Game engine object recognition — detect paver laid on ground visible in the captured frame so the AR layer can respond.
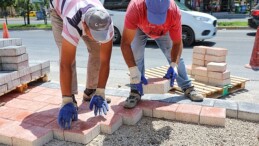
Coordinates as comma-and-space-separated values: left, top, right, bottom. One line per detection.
0, 82, 229, 146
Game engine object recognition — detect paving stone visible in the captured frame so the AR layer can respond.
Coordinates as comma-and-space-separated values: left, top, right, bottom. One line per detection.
23, 113, 56, 127
205, 55, 226, 62
206, 47, 228, 56
207, 62, 227, 72
200, 106, 226, 127
136, 100, 167, 117
238, 102, 259, 121
45, 121, 64, 140
31, 70, 42, 81
0, 121, 28, 145
0, 84, 7, 96
1, 53, 28, 64
214, 100, 238, 118
29, 63, 42, 73
193, 66, 208, 77
7, 78, 21, 91
117, 107, 143, 125
153, 103, 179, 120
193, 53, 205, 60
12, 125, 53, 146
42, 67, 50, 76
189, 98, 215, 107
195, 75, 209, 84
5, 98, 48, 112
20, 74, 32, 84
100, 114, 123, 134
208, 70, 230, 80
192, 58, 205, 66
208, 78, 231, 87
41, 61, 50, 69
0, 72, 12, 84
63, 121, 100, 144
143, 78, 171, 94
193, 46, 207, 54
18, 67, 31, 78
0, 46, 26, 56
176, 104, 202, 124
2, 60, 29, 71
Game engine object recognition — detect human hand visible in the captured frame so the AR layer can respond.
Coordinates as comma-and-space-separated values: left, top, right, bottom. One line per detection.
130, 75, 148, 95
58, 96, 78, 129
89, 95, 109, 116
163, 62, 178, 87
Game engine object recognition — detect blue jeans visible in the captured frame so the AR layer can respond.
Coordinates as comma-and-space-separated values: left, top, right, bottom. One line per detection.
131, 29, 191, 90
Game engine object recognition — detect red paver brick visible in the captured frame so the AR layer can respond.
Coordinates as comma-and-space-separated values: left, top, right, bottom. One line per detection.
43, 95, 62, 105
0, 118, 13, 128
200, 106, 226, 127
36, 104, 59, 117
45, 120, 64, 140
99, 114, 122, 134
64, 121, 100, 144
176, 104, 202, 124
153, 103, 179, 120
17, 92, 42, 100
5, 98, 48, 111
0, 106, 17, 119
38, 88, 61, 96
0, 121, 31, 145
23, 113, 56, 127
27, 86, 48, 93
8, 108, 34, 122
137, 100, 170, 117
12, 125, 53, 146
117, 107, 143, 125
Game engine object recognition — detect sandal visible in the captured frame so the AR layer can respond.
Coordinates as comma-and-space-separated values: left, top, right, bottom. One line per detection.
124, 91, 141, 109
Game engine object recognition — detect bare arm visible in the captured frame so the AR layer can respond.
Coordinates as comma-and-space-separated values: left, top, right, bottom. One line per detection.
60, 38, 77, 96
97, 39, 113, 88
120, 28, 137, 68
171, 39, 183, 64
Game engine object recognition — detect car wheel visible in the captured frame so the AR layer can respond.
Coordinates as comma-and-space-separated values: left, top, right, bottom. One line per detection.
113, 27, 121, 44
182, 26, 195, 47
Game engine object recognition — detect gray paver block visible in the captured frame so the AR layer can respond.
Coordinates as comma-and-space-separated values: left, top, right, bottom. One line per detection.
20, 74, 32, 84
19, 67, 31, 77
238, 102, 259, 121
1, 60, 29, 71
0, 72, 12, 84
0, 53, 28, 64
7, 78, 21, 91
41, 61, 50, 69
0, 46, 26, 56
0, 84, 8, 95
41, 67, 50, 75
105, 88, 129, 97
190, 98, 216, 107
31, 70, 42, 81
29, 63, 42, 73
214, 100, 238, 118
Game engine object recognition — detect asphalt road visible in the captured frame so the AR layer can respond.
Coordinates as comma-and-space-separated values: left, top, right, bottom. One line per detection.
1, 29, 259, 103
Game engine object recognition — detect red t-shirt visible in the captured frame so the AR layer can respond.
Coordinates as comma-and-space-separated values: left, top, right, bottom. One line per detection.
125, 0, 182, 42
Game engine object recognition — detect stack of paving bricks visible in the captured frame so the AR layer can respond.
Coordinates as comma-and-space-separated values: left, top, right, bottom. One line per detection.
188, 46, 230, 87
0, 38, 50, 96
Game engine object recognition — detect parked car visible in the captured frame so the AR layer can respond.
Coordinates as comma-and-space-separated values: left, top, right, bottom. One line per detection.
100, 0, 217, 46
248, 4, 259, 29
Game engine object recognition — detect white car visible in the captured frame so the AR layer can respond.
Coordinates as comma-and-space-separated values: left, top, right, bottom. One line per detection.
100, 0, 217, 46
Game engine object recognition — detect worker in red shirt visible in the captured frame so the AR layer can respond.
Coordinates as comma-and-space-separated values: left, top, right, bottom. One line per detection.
121, 0, 204, 108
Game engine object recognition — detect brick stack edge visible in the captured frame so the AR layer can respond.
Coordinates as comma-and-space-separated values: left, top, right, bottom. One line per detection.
0, 38, 50, 96
188, 46, 230, 87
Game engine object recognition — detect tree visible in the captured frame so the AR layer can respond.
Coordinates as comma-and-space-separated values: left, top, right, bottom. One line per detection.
14, 0, 33, 25
0, 0, 15, 24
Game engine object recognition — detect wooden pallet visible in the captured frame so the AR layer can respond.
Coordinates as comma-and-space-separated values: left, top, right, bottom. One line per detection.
145, 65, 249, 98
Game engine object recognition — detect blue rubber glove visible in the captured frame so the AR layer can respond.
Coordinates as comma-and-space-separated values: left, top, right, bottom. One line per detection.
164, 63, 178, 87
89, 95, 109, 116
130, 75, 148, 95
58, 96, 78, 129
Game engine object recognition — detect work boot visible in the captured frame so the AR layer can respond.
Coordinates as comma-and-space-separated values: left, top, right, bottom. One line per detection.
124, 90, 141, 109
183, 86, 204, 102
83, 88, 111, 103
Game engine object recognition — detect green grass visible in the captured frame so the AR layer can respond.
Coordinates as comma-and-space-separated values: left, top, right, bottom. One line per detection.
217, 21, 248, 27
0, 24, 52, 30
0, 21, 248, 30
